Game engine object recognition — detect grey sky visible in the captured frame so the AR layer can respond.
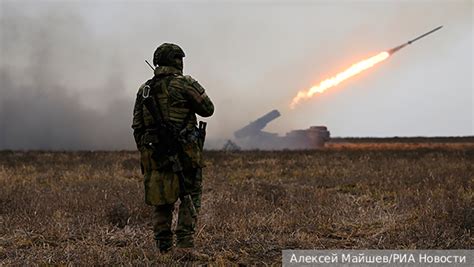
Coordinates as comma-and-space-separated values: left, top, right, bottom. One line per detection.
0, 0, 472, 149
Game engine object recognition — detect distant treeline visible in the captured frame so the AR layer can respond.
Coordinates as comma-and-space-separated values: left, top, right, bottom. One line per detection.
329, 136, 474, 143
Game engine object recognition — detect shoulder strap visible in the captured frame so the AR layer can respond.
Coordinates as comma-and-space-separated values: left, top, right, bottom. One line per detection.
142, 77, 165, 125
144, 75, 175, 123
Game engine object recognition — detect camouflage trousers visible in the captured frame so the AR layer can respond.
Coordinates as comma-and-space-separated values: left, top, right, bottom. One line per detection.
153, 168, 202, 251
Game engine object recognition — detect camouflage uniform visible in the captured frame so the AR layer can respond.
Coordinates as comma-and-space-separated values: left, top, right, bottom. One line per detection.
132, 43, 214, 252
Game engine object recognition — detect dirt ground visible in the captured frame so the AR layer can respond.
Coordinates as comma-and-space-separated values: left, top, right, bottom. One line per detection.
0, 143, 472, 265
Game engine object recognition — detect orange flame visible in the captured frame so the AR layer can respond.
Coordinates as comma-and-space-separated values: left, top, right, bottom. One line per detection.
290, 51, 390, 109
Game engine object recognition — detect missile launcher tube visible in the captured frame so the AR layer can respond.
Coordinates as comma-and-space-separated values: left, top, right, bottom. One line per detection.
234, 109, 281, 138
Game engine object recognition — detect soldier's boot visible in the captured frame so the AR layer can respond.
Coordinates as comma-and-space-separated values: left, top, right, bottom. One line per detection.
153, 204, 174, 253
156, 240, 173, 254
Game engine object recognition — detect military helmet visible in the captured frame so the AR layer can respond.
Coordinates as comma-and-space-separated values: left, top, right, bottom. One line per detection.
153, 43, 185, 67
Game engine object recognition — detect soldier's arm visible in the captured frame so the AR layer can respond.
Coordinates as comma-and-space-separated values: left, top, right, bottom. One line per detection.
180, 75, 215, 117
131, 85, 145, 148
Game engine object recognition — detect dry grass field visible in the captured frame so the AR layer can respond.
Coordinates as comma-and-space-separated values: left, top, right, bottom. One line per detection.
0, 142, 473, 265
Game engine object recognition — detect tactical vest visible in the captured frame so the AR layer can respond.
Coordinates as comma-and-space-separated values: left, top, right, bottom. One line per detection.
142, 74, 196, 132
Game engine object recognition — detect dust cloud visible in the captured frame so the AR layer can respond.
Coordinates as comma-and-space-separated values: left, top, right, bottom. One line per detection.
1, 3, 132, 149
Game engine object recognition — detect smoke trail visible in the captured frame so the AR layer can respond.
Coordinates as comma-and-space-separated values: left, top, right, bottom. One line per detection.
0, 4, 135, 150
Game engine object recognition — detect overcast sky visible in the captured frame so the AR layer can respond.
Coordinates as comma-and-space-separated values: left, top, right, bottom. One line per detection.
0, 0, 472, 149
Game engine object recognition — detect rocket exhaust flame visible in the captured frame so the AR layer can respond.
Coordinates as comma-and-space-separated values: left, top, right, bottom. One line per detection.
290, 51, 390, 109
290, 26, 443, 109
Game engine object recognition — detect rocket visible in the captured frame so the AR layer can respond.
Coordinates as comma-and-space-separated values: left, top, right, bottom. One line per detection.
387, 26, 443, 54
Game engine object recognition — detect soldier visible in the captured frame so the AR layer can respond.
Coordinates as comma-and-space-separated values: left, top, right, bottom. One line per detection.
132, 43, 214, 254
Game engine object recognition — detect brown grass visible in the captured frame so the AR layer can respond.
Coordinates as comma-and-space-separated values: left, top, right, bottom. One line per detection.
0, 143, 472, 265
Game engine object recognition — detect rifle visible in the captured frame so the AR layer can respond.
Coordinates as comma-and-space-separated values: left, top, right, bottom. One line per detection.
141, 67, 197, 218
